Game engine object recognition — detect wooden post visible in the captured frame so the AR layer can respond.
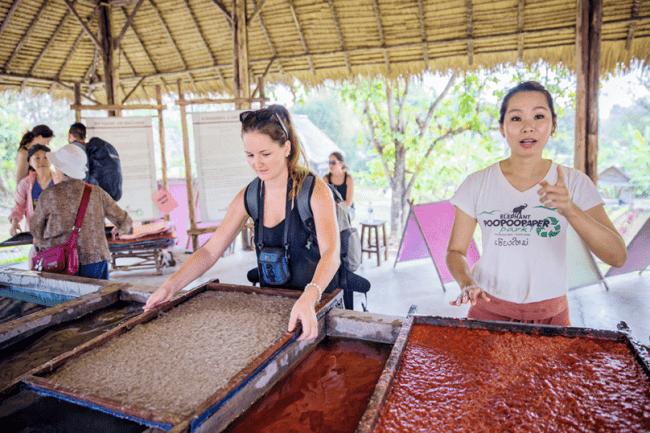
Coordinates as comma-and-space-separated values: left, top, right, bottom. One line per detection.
233, 0, 250, 110
574, 0, 602, 184
98, 1, 117, 117
74, 83, 82, 122
157, 85, 169, 222
178, 79, 198, 251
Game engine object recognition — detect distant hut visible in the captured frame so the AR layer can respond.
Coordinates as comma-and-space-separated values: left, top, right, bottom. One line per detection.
292, 115, 344, 177
598, 166, 634, 206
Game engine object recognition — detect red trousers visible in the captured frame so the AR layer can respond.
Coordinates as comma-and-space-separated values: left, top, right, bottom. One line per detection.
467, 293, 571, 326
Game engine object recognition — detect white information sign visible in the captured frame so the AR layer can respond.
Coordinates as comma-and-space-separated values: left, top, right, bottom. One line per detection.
85, 117, 158, 221
192, 111, 256, 222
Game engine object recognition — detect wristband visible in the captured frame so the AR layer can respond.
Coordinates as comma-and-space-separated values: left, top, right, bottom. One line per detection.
305, 282, 324, 304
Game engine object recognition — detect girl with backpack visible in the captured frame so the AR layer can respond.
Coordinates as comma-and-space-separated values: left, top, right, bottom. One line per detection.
144, 105, 341, 341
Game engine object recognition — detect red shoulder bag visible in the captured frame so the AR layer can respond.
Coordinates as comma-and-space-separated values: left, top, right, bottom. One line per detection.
32, 184, 92, 275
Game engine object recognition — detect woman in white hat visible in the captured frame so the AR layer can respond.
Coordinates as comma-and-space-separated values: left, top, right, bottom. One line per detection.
30, 144, 133, 279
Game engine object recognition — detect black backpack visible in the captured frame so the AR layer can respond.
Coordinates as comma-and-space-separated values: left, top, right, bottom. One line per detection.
245, 174, 368, 311
86, 137, 123, 202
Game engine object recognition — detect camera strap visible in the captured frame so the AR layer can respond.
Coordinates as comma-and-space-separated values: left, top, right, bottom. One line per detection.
256, 177, 292, 261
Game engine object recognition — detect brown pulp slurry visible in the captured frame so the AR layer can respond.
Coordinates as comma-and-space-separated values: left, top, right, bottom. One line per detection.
0, 302, 142, 390
375, 324, 650, 433
46, 291, 296, 417
224, 337, 392, 433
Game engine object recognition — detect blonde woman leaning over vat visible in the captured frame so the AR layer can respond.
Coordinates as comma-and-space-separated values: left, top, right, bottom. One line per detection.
144, 105, 341, 341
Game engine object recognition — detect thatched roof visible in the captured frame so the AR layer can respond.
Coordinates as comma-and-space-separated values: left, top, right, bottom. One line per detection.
1, 0, 649, 103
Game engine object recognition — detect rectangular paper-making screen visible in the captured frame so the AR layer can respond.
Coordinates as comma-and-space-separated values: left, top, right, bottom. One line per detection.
44, 291, 296, 418
373, 323, 650, 432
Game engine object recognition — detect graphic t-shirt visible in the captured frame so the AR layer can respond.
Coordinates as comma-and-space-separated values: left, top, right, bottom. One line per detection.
450, 162, 603, 303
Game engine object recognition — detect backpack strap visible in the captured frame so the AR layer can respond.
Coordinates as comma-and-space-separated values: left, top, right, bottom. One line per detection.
244, 177, 261, 221
296, 174, 315, 229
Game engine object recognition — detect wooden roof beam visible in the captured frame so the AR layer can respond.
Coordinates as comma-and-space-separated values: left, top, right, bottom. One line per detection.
122, 76, 146, 104
0, 71, 99, 103
252, 0, 285, 76
55, 4, 100, 81
209, 0, 233, 26
287, 0, 315, 77
30, 2, 76, 76
466, 0, 474, 66
625, 0, 641, 50
517, 0, 524, 61
63, 0, 103, 51
148, 0, 196, 89
180, 0, 231, 94
118, 7, 159, 73
0, 0, 22, 38
328, 0, 351, 74
148, 0, 187, 70
3, 0, 48, 72
417, 0, 429, 69
371, 0, 390, 74
247, 0, 269, 25
113, 0, 145, 49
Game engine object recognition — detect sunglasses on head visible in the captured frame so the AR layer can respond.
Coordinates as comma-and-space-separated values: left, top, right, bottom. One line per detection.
239, 109, 289, 142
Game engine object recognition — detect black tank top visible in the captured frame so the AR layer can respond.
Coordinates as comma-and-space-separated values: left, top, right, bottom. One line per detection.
253, 198, 339, 292
327, 173, 351, 205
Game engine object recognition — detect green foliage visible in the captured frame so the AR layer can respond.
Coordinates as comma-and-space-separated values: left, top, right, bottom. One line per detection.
599, 123, 650, 197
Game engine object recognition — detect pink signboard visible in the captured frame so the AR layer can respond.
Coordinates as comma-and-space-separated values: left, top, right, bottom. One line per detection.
606, 215, 650, 277
395, 201, 480, 286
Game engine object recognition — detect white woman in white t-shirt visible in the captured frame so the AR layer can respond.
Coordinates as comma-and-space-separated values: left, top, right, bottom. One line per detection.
446, 81, 627, 326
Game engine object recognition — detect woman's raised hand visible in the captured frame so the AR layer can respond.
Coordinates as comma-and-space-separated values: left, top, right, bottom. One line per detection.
538, 166, 574, 217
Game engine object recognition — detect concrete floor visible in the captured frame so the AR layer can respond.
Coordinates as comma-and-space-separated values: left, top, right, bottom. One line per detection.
106, 244, 650, 346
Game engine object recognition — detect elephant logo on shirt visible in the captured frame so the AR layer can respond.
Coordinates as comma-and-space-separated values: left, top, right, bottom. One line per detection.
536, 217, 561, 238
512, 204, 528, 215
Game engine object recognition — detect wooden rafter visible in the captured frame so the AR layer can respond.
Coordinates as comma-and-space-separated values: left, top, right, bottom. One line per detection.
247, 0, 269, 24
371, 0, 390, 74
180, 0, 231, 94
118, 7, 158, 73
114, 0, 145, 49
466, 0, 474, 66
149, 0, 187, 69
328, 0, 351, 74
63, 0, 103, 51
3, 0, 48, 72
417, 0, 428, 69
252, 55, 276, 97
0, 0, 22, 37
287, 0, 315, 77
122, 76, 146, 104
209, 0, 233, 26
252, 0, 285, 76
55, 4, 100, 81
517, 0, 524, 61
625, 0, 641, 50
30, 2, 76, 76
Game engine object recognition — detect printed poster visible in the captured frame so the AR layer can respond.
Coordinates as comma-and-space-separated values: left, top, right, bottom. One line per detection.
192, 111, 256, 222
86, 117, 158, 221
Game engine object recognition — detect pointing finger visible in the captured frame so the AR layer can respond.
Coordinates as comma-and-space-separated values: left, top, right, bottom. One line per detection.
555, 165, 566, 186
